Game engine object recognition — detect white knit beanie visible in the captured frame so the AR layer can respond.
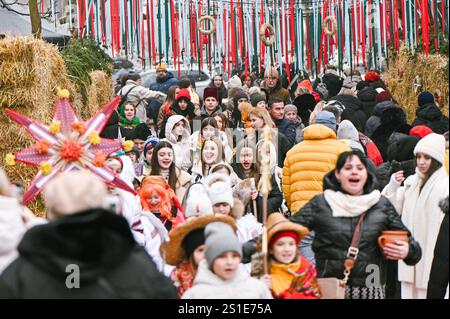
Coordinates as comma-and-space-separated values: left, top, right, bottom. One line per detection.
227, 75, 242, 90
413, 133, 445, 165
204, 173, 234, 207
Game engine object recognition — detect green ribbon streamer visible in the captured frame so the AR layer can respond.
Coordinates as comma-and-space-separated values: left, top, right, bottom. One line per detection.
165, 0, 170, 63
348, 3, 353, 73
294, 6, 299, 71
157, 0, 162, 63
300, 8, 304, 71
337, 4, 343, 73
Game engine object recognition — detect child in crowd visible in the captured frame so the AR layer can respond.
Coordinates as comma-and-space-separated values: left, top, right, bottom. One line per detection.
162, 183, 237, 298
181, 221, 272, 299
139, 177, 185, 231
204, 173, 262, 243
262, 213, 321, 299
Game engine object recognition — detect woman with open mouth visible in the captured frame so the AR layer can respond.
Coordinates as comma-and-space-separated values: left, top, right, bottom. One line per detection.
290, 150, 421, 299
231, 139, 282, 224
190, 136, 226, 183
146, 141, 191, 204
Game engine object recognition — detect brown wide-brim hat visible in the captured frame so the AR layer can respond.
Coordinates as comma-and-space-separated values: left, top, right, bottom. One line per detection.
266, 212, 309, 246
162, 214, 237, 266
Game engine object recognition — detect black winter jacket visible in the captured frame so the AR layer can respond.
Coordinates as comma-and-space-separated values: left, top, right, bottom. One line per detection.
330, 94, 367, 130
289, 170, 422, 288
427, 196, 449, 299
275, 118, 297, 147
0, 209, 177, 298
357, 86, 378, 118
411, 102, 449, 134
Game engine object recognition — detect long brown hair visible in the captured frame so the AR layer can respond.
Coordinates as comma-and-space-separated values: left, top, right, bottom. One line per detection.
415, 156, 442, 191
151, 141, 178, 190
165, 85, 180, 105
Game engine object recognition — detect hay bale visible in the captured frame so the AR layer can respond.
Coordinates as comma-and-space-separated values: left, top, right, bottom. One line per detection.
0, 36, 83, 214
383, 45, 449, 123
87, 70, 114, 116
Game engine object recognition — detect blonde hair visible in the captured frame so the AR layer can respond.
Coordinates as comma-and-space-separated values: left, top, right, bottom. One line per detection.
309, 101, 326, 125
0, 168, 12, 197
249, 107, 276, 128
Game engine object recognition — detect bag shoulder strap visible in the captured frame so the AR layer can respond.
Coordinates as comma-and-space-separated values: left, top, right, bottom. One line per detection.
342, 212, 367, 284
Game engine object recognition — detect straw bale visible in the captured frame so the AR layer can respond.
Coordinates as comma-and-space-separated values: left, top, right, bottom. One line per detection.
383, 45, 449, 123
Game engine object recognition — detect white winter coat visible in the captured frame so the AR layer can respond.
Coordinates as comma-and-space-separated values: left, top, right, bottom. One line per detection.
182, 260, 272, 299
382, 166, 449, 292
161, 115, 192, 171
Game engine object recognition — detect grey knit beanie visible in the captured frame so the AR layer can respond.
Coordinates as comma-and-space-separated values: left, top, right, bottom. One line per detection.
204, 222, 242, 267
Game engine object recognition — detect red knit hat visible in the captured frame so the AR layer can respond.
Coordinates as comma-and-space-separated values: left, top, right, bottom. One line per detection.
176, 88, 191, 101
203, 87, 219, 101
298, 80, 313, 92
410, 125, 433, 139
269, 231, 300, 248
375, 91, 392, 103
365, 71, 381, 82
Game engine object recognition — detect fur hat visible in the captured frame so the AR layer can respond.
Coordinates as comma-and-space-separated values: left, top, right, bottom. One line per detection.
228, 75, 243, 90
418, 91, 434, 107
203, 173, 234, 207
414, 133, 446, 164
284, 104, 297, 114
315, 111, 337, 132
205, 222, 242, 267
233, 89, 249, 108
250, 93, 266, 107
203, 87, 219, 101
43, 171, 107, 217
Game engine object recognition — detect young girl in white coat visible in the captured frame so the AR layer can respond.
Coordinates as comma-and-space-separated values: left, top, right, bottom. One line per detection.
382, 133, 449, 299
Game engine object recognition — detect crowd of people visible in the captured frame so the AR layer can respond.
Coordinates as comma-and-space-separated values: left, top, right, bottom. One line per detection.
0, 62, 448, 299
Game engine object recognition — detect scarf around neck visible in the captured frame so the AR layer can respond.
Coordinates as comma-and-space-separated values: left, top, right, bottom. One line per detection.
324, 189, 381, 217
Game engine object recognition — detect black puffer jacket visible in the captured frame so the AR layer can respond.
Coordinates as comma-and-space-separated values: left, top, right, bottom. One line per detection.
330, 94, 367, 130
411, 102, 449, 134
371, 107, 407, 161
0, 209, 177, 298
357, 86, 378, 118
376, 133, 420, 189
289, 170, 422, 288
